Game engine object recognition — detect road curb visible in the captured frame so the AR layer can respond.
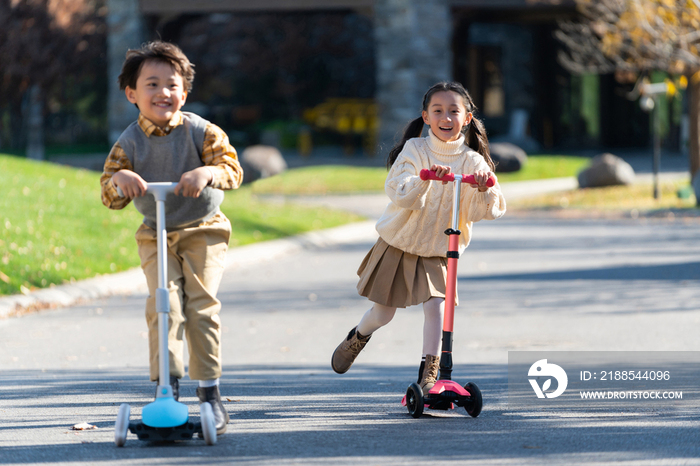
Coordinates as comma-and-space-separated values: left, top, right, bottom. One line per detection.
0, 220, 378, 319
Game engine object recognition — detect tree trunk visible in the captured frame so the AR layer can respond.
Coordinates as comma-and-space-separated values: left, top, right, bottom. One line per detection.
689, 77, 700, 177
26, 85, 45, 160
688, 76, 700, 205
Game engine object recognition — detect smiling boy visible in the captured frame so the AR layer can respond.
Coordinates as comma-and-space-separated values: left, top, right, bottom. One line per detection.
100, 41, 243, 435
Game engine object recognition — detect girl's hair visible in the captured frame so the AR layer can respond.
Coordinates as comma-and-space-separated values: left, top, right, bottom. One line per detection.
386, 81, 494, 171
118, 41, 195, 92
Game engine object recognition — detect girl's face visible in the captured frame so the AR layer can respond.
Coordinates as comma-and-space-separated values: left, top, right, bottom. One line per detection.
422, 91, 472, 143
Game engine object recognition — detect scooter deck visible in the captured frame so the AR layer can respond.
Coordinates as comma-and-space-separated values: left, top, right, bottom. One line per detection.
129, 421, 202, 442
401, 380, 475, 411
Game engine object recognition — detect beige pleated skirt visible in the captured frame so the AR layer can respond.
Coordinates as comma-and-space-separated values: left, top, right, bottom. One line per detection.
357, 237, 455, 308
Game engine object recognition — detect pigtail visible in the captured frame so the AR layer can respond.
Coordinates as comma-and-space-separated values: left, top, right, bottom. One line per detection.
386, 117, 424, 169
466, 116, 495, 172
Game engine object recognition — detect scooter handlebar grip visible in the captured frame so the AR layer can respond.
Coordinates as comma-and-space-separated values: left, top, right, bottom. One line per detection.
420, 169, 496, 187
462, 174, 496, 187
419, 169, 455, 182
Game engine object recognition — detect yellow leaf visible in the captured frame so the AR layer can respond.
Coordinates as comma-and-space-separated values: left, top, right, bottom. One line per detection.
665, 79, 676, 97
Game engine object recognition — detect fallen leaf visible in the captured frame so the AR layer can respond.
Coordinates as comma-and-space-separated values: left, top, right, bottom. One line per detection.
71, 422, 97, 430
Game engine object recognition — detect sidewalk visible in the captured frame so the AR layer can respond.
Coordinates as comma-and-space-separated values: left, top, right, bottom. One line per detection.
0, 150, 692, 319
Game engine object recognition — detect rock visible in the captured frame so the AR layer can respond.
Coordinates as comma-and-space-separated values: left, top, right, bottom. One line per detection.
577, 153, 635, 188
490, 142, 527, 173
240, 145, 287, 184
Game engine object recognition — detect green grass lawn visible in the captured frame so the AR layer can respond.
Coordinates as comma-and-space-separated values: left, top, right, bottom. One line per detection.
509, 180, 696, 212
0, 154, 361, 296
495, 155, 591, 183
2, 152, 692, 296
250, 155, 591, 195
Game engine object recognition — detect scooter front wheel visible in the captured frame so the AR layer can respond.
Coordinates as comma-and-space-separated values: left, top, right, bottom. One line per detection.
464, 382, 483, 418
406, 383, 424, 418
114, 403, 130, 447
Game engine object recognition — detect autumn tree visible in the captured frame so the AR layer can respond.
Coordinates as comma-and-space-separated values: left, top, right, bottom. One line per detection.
0, 0, 106, 158
555, 0, 700, 175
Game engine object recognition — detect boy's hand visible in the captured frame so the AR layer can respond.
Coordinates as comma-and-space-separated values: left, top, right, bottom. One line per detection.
430, 164, 452, 185
112, 170, 148, 198
175, 167, 212, 198
470, 170, 495, 192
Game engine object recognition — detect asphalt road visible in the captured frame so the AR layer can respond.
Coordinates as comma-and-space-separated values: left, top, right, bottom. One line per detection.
2, 198, 700, 464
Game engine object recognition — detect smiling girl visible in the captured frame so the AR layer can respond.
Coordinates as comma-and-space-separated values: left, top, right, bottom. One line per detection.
331, 82, 506, 395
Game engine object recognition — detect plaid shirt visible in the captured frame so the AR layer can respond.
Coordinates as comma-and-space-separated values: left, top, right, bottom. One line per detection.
100, 112, 243, 209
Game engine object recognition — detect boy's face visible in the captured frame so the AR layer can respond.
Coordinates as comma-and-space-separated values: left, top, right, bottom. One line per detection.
125, 60, 188, 128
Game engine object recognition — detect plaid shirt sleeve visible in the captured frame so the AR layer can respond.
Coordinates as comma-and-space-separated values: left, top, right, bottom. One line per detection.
100, 142, 133, 210
202, 123, 243, 190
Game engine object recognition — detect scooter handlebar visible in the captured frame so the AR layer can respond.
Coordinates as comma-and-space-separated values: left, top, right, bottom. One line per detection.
419, 169, 496, 187
116, 182, 178, 200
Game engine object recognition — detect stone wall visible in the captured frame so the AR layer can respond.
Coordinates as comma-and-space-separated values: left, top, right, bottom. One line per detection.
374, 0, 452, 152
107, 0, 144, 143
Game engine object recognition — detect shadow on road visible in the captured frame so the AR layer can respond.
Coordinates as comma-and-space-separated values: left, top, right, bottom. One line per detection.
463, 261, 700, 282
1, 364, 698, 464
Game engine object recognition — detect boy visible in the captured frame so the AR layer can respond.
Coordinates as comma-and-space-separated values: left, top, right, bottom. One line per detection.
100, 41, 243, 435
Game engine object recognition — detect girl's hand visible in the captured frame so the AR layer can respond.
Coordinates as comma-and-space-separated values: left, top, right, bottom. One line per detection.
430, 164, 452, 185
470, 170, 495, 192
112, 170, 148, 199
175, 167, 212, 198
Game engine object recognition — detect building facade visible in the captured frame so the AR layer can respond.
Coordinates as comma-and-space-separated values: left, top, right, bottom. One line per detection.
107, 0, 670, 153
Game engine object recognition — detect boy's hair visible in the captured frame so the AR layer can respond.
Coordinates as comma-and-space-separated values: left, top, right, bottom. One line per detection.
118, 41, 195, 92
386, 81, 495, 171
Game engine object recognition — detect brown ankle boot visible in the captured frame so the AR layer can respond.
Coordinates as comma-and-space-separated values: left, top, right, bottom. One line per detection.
419, 355, 440, 395
331, 327, 371, 374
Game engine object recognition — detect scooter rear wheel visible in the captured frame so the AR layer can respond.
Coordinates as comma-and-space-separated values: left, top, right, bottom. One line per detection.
464, 382, 483, 418
114, 403, 130, 447
200, 402, 217, 445
406, 383, 424, 418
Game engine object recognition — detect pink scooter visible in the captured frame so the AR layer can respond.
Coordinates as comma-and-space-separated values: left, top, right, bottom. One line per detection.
401, 169, 495, 418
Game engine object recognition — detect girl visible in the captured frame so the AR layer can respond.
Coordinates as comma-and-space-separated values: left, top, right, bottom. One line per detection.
331, 82, 506, 395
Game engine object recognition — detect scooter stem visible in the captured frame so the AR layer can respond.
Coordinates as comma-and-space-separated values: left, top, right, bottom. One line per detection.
440, 175, 462, 381
149, 183, 178, 394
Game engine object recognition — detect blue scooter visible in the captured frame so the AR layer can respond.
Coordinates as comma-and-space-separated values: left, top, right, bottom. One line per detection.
114, 183, 216, 446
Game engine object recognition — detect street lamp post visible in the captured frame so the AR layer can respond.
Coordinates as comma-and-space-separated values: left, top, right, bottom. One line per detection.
639, 80, 679, 200
639, 82, 669, 200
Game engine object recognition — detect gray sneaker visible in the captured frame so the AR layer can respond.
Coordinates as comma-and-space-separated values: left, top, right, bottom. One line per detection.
331, 327, 371, 374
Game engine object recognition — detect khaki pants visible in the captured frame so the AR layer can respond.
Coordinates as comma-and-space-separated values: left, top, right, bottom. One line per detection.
136, 212, 231, 381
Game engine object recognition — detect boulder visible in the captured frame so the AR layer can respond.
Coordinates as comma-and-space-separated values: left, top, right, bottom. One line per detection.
240, 145, 287, 184
577, 153, 635, 188
490, 142, 527, 173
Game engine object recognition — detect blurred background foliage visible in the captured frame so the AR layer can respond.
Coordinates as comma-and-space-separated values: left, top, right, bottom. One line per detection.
0, 0, 108, 154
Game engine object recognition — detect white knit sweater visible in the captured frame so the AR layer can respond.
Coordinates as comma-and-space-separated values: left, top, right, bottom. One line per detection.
376, 131, 506, 257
